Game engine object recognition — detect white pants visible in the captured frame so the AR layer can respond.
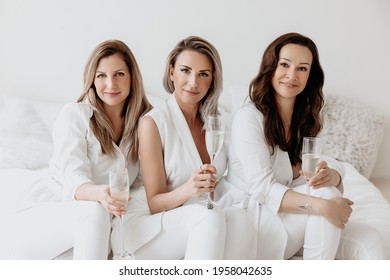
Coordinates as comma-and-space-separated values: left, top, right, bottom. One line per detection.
7, 201, 111, 260
113, 203, 253, 260
282, 185, 390, 260
282, 185, 342, 259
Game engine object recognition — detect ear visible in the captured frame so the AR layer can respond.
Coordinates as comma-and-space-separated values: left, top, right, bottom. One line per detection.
169, 64, 174, 81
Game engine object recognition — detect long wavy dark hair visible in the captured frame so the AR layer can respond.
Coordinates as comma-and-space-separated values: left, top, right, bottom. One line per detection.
249, 33, 324, 165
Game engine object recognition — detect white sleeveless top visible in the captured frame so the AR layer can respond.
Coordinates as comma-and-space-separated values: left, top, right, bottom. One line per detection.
121, 94, 228, 252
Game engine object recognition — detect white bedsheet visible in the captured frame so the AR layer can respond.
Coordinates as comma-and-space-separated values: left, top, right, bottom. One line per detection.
0, 162, 389, 259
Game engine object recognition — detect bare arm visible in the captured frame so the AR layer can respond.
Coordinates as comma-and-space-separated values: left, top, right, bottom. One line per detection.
139, 116, 216, 214
279, 189, 353, 228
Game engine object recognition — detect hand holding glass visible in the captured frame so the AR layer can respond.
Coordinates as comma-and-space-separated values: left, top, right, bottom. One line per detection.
109, 170, 134, 260
204, 115, 225, 209
302, 137, 322, 211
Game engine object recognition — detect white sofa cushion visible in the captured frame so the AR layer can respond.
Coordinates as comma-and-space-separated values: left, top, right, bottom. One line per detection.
0, 96, 55, 170
322, 95, 387, 178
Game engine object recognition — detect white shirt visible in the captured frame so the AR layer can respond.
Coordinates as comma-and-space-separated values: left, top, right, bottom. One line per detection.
219, 101, 345, 259
20, 102, 139, 209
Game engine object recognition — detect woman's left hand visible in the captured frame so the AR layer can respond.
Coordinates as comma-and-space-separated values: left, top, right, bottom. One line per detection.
306, 161, 341, 188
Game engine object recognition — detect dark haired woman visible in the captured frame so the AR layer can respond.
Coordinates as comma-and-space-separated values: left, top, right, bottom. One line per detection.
219, 33, 388, 260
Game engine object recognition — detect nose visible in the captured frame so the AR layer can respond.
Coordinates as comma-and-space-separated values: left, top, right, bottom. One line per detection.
285, 69, 298, 81
188, 73, 197, 87
106, 76, 116, 89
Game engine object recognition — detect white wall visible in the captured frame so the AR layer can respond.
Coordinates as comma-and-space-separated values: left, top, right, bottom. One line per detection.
1, 0, 389, 178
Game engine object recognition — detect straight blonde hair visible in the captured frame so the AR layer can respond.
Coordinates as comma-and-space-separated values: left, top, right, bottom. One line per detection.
77, 40, 152, 163
162, 36, 223, 120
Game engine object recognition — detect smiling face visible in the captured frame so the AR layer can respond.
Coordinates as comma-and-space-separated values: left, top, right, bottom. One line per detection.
94, 53, 131, 112
169, 50, 213, 108
271, 43, 313, 103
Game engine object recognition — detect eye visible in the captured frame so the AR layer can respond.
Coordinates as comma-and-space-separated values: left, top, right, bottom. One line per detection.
180, 68, 190, 74
280, 62, 289, 68
199, 72, 210, 77
115, 72, 125, 77
298, 66, 308, 72
96, 73, 106, 79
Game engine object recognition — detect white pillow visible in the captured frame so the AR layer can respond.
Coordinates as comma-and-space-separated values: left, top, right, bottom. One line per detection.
228, 85, 250, 114
146, 93, 167, 108
0, 96, 53, 169
30, 99, 65, 132
322, 95, 387, 178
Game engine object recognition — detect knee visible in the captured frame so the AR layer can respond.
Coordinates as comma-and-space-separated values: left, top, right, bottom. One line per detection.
79, 201, 111, 231
312, 186, 341, 200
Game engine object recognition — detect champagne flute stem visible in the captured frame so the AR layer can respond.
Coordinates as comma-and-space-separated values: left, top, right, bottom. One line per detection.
306, 182, 311, 211
207, 154, 216, 204
120, 215, 126, 255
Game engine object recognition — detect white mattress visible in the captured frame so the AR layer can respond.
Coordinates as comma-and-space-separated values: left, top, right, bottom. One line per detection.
0, 162, 389, 259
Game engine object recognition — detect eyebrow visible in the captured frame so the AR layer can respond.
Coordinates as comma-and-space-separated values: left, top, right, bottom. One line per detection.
179, 64, 212, 72
96, 69, 126, 73
280, 58, 311, 65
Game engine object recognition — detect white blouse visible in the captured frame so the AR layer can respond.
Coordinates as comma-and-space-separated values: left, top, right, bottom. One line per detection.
20, 102, 139, 209
219, 101, 345, 259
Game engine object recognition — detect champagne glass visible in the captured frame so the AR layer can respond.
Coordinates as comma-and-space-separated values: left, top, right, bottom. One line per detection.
203, 114, 225, 210
109, 169, 134, 260
302, 137, 322, 211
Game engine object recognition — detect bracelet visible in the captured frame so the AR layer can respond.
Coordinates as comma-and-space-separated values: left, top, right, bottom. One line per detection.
299, 203, 313, 214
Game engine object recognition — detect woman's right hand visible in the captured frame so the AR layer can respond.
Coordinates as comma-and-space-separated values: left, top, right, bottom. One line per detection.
98, 185, 129, 217
182, 164, 217, 198
76, 182, 128, 216
319, 197, 354, 228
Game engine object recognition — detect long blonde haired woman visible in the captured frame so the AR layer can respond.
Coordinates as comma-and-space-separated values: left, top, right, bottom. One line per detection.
7, 40, 151, 259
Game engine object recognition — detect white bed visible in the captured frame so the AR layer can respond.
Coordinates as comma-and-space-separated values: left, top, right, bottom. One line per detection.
0, 88, 389, 259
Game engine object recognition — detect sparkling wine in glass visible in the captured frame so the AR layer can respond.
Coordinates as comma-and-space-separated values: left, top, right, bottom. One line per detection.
109, 169, 134, 260
302, 137, 322, 211
204, 114, 225, 209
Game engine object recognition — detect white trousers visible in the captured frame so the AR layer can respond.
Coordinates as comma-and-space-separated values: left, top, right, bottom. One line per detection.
282, 185, 342, 259
282, 185, 389, 260
113, 203, 254, 260
7, 201, 111, 259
